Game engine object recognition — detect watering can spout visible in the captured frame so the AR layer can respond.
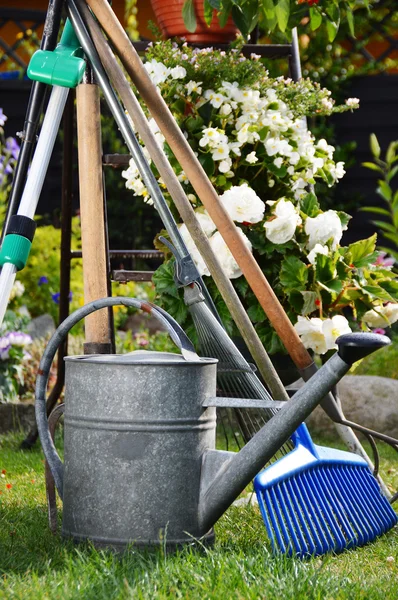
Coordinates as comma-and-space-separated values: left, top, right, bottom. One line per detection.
198, 332, 390, 534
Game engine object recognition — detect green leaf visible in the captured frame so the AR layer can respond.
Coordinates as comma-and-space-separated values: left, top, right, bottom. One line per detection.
275, 0, 290, 32
360, 206, 391, 217
203, 0, 214, 26
371, 220, 397, 235
198, 153, 215, 176
247, 303, 266, 323
207, 0, 221, 8
347, 234, 377, 267
337, 211, 351, 229
315, 254, 336, 285
362, 285, 394, 302
301, 291, 317, 316
362, 161, 384, 173
326, 19, 339, 42
309, 7, 322, 31
261, 0, 278, 31
182, 0, 197, 32
387, 165, 398, 183
386, 141, 398, 166
217, 0, 232, 27
280, 256, 308, 292
377, 181, 392, 202
231, 4, 249, 35
300, 193, 320, 218
152, 260, 180, 299
370, 133, 381, 159
346, 8, 355, 38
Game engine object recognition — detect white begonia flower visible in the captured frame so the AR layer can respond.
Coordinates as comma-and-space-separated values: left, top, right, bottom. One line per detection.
220, 103, 232, 116
312, 157, 325, 172
305, 210, 344, 250
186, 80, 202, 95
170, 66, 186, 79
265, 137, 283, 156
263, 198, 302, 244
246, 151, 258, 164
322, 316, 352, 351
317, 139, 335, 157
178, 223, 210, 277
194, 210, 217, 237
144, 59, 170, 85
229, 141, 242, 156
199, 127, 222, 148
212, 143, 230, 161
220, 80, 241, 100
287, 166, 295, 175
307, 244, 329, 264
273, 157, 283, 169
219, 158, 232, 173
209, 229, 252, 279
220, 183, 265, 224
177, 172, 189, 185
294, 317, 328, 355
294, 315, 352, 355
328, 161, 346, 182
288, 152, 300, 165
363, 303, 398, 328
204, 89, 226, 108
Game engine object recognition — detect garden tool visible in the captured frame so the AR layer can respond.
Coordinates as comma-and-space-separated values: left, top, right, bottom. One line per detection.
36, 296, 392, 551
0, 20, 85, 329
68, 0, 294, 454
0, 0, 64, 245
254, 419, 397, 558
80, 0, 389, 494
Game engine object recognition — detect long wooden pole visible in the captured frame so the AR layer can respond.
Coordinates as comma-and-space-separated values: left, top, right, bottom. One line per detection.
76, 79, 111, 353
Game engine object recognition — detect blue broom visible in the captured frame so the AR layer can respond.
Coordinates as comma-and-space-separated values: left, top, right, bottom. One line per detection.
254, 422, 397, 557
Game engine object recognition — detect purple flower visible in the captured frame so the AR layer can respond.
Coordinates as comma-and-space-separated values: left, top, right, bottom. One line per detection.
6, 137, 20, 160
373, 328, 386, 335
6, 331, 32, 347
0, 336, 11, 360
51, 291, 73, 304
374, 252, 395, 268
0, 108, 7, 127
38, 276, 49, 286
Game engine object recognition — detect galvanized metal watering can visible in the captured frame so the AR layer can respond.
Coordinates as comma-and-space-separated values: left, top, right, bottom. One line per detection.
36, 297, 385, 550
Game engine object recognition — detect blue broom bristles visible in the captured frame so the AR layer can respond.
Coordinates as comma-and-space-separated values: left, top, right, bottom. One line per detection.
255, 464, 397, 558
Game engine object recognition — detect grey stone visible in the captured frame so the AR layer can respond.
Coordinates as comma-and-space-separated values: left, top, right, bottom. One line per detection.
0, 402, 35, 434
27, 313, 56, 340
298, 375, 398, 438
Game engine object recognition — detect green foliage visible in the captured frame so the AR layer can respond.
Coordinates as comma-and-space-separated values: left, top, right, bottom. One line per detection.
362, 135, 398, 261
182, 0, 367, 41
17, 218, 84, 323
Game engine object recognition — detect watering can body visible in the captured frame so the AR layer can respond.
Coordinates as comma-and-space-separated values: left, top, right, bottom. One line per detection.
62, 351, 217, 548
36, 298, 389, 551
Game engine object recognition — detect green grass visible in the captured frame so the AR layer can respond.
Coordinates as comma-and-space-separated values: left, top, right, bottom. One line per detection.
354, 338, 398, 379
0, 432, 397, 599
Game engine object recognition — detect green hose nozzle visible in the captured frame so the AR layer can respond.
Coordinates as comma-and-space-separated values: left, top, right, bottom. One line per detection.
28, 19, 86, 88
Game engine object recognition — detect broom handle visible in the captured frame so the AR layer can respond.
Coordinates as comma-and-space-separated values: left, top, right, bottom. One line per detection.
84, 0, 313, 371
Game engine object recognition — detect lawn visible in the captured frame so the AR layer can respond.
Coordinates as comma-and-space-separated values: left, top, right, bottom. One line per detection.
0, 432, 397, 600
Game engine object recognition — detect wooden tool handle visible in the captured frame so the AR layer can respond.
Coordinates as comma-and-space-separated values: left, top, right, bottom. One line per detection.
76, 82, 111, 350
85, 0, 312, 370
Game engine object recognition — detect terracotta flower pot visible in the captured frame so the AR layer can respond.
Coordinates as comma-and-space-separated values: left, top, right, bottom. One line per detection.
150, 0, 238, 43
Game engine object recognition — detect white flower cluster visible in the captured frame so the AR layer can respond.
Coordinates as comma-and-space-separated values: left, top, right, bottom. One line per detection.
122, 61, 346, 205
294, 315, 352, 355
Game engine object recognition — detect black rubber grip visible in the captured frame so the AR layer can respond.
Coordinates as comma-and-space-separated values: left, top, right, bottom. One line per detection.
337, 332, 391, 365
6, 215, 37, 241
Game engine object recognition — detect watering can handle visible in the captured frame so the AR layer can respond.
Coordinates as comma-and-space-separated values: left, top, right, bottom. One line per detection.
35, 296, 201, 499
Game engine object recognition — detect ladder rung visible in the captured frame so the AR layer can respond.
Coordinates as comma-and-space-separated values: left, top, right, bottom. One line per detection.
112, 270, 155, 282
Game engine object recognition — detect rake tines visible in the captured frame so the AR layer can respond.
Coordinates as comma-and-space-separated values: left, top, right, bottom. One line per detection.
255, 463, 397, 558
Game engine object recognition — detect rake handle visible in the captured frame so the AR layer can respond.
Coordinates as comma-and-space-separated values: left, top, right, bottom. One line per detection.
84, 0, 313, 372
